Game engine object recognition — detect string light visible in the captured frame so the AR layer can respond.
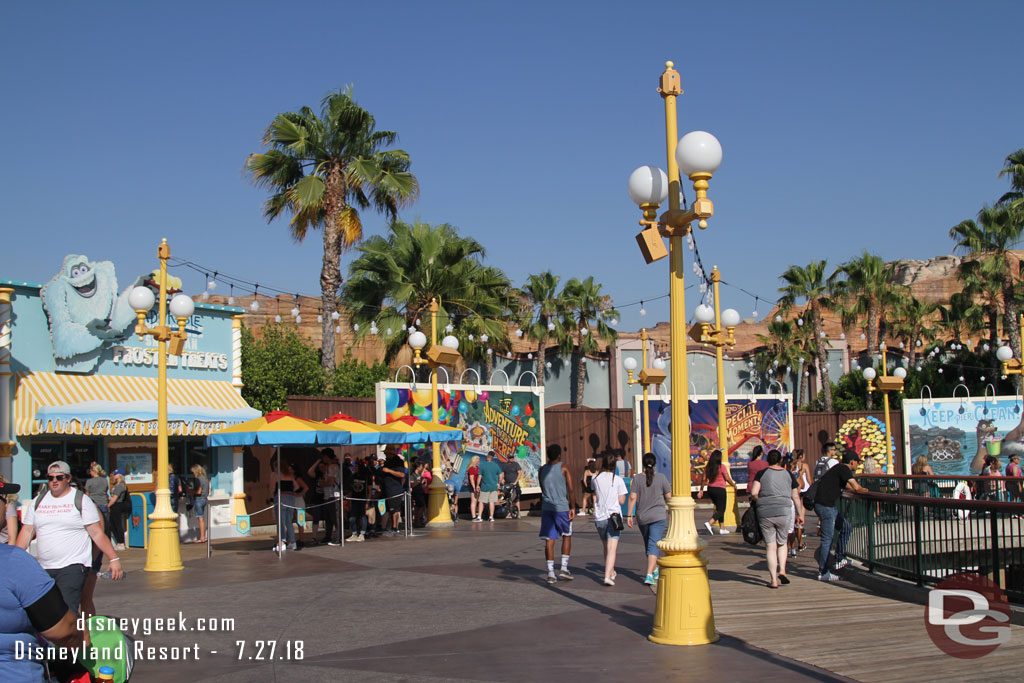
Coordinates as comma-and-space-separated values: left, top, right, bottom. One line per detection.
228, 284, 235, 306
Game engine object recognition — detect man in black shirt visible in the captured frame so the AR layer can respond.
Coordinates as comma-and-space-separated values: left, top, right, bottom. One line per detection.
813, 449, 867, 582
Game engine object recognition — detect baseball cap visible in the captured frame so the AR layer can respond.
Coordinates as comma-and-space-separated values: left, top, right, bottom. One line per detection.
0, 481, 21, 495
47, 460, 71, 475
841, 449, 862, 464
112, 468, 125, 476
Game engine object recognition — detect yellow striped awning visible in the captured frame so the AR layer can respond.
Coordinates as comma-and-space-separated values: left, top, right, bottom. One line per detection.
14, 371, 260, 437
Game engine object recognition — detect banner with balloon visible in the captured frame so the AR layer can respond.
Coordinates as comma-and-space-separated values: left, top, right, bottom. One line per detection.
636, 393, 794, 489
376, 382, 545, 494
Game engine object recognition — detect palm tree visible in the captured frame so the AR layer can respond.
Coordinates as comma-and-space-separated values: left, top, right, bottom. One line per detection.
998, 148, 1024, 210
950, 205, 1024, 368
341, 221, 511, 366
836, 252, 896, 408
560, 277, 619, 408
889, 292, 938, 368
754, 319, 812, 394
514, 272, 567, 388
246, 88, 418, 371
937, 291, 982, 346
778, 261, 842, 411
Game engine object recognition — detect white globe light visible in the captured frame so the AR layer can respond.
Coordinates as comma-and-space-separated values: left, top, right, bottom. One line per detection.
997, 345, 1014, 362
892, 367, 907, 379
675, 131, 723, 177
694, 304, 715, 324
295, 315, 302, 323
862, 367, 877, 380
627, 165, 669, 206
623, 357, 638, 372
249, 300, 259, 312
721, 308, 740, 328
441, 335, 459, 350
653, 357, 666, 370
169, 293, 195, 319
408, 331, 427, 350
128, 286, 155, 313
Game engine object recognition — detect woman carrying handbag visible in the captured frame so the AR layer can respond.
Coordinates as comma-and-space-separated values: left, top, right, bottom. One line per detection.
592, 453, 628, 586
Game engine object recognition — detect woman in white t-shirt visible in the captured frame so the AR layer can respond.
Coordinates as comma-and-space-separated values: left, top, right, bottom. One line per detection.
592, 453, 628, 586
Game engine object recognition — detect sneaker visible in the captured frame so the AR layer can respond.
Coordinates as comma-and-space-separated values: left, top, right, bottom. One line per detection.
546, 574, 557, 585
558, 568, 574, 581
644, 574, 656, 585
703, 521, 714, 535
473, 517, 483, 523
652, 568, 659, 580
603, 577, 616, 586
818, 572, 840, 583
611, 571, 617, 580
327, 540, 340, 546
789, 548, 797, 557
355, 533, 365, 542
834, 558, 850, 571
719, 528, 731, 535
487, 517, 494, 522
273, 543, 286, 552
798, 544, 807, 552
115, 544, 126, 551
287, 543, 297, 550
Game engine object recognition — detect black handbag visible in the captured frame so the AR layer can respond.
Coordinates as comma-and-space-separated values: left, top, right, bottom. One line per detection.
609, 512, 624, 531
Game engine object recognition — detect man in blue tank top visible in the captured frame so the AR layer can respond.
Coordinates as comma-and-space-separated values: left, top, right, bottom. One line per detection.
539, 444, 576, 584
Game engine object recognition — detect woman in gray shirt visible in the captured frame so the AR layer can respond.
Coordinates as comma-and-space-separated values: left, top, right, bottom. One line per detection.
749, 449, 804, 588
626, 453, 672, 586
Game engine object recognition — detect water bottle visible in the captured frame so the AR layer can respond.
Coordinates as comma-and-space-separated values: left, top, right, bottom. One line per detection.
96, 665, 115, 681
97, 570, 123, 580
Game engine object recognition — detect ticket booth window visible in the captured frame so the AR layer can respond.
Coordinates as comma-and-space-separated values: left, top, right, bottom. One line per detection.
65, 442, 98, 481
30, 443, 63, 491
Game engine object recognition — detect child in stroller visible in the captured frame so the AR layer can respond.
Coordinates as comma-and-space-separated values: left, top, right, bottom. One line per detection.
496, 481, 520, 519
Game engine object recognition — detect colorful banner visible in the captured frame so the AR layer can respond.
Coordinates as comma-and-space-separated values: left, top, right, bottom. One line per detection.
236, 515, 251, 535
376, 382, 545, 494
636, 394, 794, 488
903, 396, 1023, 477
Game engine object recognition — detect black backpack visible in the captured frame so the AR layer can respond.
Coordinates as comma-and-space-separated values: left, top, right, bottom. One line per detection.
802, 479, 820, 511
741, 502, 763, 545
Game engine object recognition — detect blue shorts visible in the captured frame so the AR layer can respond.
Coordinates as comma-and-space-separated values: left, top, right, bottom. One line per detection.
595, 519, 621, 541
539, 510, 572, 540
639, 519, 666, 557
193, 497, 208, 517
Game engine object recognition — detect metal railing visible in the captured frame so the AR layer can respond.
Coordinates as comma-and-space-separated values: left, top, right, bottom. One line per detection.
840, 490, 1024, 602
857, 473, 1023, 502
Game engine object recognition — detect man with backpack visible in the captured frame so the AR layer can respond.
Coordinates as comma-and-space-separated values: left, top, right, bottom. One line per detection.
16, 461, 123, 615
812, 450, 867, 582
813, 442, 840, 482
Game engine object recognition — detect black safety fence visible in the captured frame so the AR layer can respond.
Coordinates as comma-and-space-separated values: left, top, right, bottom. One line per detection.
839, 490, 1024, 603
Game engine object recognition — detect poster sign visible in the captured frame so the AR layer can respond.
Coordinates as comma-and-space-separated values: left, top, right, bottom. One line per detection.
903, 396, 1023, 477
236, 515, 251, 535
635, 394, 794, 488
376, 382, 545, 494
116, 452, 153, 485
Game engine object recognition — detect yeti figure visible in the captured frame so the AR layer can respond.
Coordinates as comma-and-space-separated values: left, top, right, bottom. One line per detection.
42, 255, 141, 372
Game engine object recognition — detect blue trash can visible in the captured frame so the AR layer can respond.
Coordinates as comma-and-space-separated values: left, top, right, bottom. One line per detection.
127, 492, 150, 548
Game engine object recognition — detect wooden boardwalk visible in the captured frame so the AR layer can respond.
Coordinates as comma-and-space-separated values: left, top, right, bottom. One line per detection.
703, 534, 1023, 683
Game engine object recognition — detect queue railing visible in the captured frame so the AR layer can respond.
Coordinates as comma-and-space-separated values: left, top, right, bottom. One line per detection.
839, 490, 1024, 603
856, 473, 1023, 502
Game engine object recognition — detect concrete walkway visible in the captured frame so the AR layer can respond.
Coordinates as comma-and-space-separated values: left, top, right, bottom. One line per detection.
92, 517, 1020, 682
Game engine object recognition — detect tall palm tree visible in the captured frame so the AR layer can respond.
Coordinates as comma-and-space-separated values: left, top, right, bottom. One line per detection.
514, 272, 566, 387
246, 88, 418, 371
889, 291, 938, 368
560, 277, 619, 408
950, 205, 1024, 368
937, 291, 982, 346
836, 252, 896, 408
341, 221, 511, 366
754, 319, 812, 393
778, 261, 842, 411
998, 148, 1024, 210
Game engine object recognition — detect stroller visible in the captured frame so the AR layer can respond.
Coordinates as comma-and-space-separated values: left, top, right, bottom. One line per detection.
496, 482, 521, 519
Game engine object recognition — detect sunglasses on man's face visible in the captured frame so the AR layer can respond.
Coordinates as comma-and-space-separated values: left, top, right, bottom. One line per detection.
48, 474, 68, 481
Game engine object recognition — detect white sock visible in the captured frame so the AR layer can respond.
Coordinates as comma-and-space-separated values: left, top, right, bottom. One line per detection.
561, 556, 570, 570
546, 560, 555, 575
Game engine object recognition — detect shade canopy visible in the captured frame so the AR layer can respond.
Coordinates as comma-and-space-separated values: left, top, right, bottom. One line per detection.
380, 415, 463, 443
322, 413, 407, 445
205, 410, 350, 447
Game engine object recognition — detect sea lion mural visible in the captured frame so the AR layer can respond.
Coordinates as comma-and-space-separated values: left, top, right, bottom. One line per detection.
905, 397, 1023, 476
41, 255, 146, 373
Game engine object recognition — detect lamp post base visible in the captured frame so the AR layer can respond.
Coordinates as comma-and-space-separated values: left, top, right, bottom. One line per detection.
426, 472, 454, 528
649, 496, 718, 646
145, 490, 183, 572
723, 484, 739, 529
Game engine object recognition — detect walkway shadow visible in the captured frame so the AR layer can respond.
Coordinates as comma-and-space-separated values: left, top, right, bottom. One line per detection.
707, 567, 766, 586
479, 557, 652, 637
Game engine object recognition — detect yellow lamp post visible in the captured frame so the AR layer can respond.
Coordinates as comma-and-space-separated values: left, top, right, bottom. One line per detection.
862, 344, 906, 475
627, 60, 722, 646
623, 328, 667, 455
997, 317, 1024, 380
690, 266, 741, 529
408, 299, 461, 527
128, 239, 193, 573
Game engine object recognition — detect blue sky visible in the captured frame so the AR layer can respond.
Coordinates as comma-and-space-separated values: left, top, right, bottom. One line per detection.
2, 1, 1021, 331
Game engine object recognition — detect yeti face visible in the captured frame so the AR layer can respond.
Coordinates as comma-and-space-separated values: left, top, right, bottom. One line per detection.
63, 256, 98, 299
